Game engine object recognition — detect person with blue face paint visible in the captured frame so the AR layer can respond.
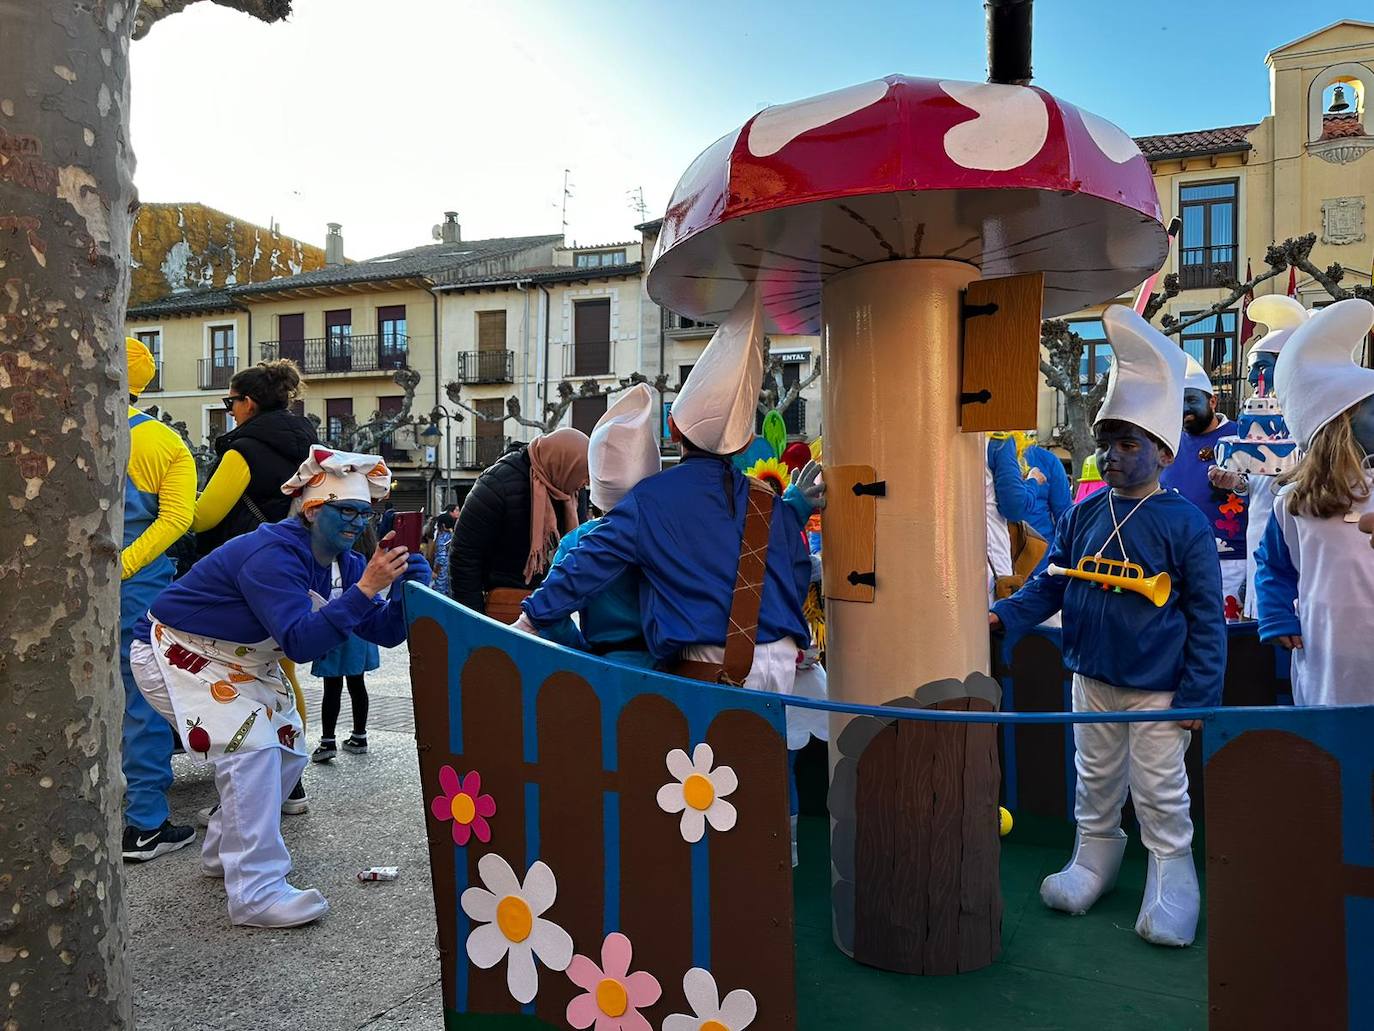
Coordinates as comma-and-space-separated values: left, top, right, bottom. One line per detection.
1256, 299, 1374, 707
991, 305, 1225, 949
1160, 357, 1248, 611
126, 448, 430, 928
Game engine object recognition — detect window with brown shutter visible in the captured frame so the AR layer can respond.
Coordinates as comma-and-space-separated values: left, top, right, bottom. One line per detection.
477, 311, 506, 353
571, 394, 608, 436
573, 299, 611, 376
475, 398, 506, 466
376, 395, 404, 459
325, 397, 353, 446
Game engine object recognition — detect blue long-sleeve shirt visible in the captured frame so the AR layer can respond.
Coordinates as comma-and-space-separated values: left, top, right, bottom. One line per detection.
987, 437, 1034, 525
1024, 444, 1073, 540
992, 488, 1226, 708
523, 453, 810, 661
135, 519, 409, 662
1160, 417, 1248, 559
1254, 512, 1302, 642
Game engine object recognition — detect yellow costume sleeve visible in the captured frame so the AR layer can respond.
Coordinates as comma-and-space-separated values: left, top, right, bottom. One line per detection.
192, 448, 251, 533
122, 417, 197, 580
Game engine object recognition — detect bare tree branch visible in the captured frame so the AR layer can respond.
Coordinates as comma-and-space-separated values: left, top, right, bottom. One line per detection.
133, 0, 292, 38
340, 367, 422, 451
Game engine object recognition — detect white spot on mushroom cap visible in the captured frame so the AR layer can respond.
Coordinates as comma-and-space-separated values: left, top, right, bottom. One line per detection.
747, 79, 889, 158
940, 81, 1048, 171
1078, 108, 1141, 164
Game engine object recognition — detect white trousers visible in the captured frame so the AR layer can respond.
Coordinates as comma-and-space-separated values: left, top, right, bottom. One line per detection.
1220, 558, 1245, 609
132, 639, 308, 923
680, 638, 809, 744
1071, 674, 1193, 857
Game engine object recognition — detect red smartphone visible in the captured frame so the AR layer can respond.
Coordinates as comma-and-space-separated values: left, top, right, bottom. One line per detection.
389, 510, 424, 554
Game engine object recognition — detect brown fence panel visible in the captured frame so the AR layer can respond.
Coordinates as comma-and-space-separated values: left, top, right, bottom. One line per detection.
457, 646, 526, 1015
616, 692, 693, 1026
533, 671, 605, 1026
707, 708, 795, 1028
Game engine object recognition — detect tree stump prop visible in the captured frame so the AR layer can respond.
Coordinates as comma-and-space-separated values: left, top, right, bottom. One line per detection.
830, 674, 1003, 975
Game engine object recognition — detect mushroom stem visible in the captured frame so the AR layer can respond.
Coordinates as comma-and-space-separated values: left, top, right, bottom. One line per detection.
823, 259, 995, 965
985, 0, 1034, 85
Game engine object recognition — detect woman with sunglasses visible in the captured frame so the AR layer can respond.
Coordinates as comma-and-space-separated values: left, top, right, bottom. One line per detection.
128, 448, 430, 928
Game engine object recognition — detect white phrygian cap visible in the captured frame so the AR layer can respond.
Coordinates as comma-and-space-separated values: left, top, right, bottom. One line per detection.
1095, 304, 1189, 456
1247, 295, 1309, 357
669, 286, 764, 455
588, 382, 662, 511
1274, 298, 1374, 450
1184, 354, 1215, 396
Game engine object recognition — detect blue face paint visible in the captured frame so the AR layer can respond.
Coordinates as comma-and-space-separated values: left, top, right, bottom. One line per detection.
1352, 396, 1374, 458
311, 501, 371, 561
1182, 388, 1214, 436
1095, 421, 1166, 493
1248, 352, 1277, 392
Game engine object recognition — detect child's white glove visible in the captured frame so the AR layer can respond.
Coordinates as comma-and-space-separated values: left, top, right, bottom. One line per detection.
795, 460, 826, 510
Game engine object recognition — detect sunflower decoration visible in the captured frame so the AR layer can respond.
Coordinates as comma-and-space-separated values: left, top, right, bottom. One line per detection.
744, 456, 791, 495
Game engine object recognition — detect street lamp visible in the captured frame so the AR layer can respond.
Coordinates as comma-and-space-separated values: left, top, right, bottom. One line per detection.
421, 406, 460, 511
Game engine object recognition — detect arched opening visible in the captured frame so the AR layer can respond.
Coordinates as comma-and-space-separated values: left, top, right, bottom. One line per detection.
1306, 62, 1374, 145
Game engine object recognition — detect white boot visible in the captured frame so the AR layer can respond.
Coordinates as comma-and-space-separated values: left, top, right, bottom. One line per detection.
237, 887, 329, 929
1135, 851, 1199, 947
1040, 828, 1127, 915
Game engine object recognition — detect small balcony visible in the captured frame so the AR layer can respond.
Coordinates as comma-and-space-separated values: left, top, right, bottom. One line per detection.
1178, 246, 1237, 290
454, 350, 514, 384
259, 334, 409, 375
198, 357, 237, 391
453, 436, 510, 470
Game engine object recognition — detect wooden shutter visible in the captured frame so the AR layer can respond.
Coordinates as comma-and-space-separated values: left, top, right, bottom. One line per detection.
477, 311, 506, 353
571, 394, 608, 436
475, 399, 504, 439
574, 299, 611, 376
278, 314, 305, 365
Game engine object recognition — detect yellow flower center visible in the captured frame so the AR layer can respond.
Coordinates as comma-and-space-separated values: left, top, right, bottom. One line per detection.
595, 977, 628, 1017
701, 1022, 730, 1031
495, 895, 532, 943
683, 773, 715, 811
450, 792, 476, 825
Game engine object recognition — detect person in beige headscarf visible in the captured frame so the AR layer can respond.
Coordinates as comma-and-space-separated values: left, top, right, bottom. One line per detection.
446, 426, 590, 623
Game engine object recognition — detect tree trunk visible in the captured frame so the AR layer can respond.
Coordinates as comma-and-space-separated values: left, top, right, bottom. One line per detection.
1061, 393, 1095, 482
0, 3, 139, 1026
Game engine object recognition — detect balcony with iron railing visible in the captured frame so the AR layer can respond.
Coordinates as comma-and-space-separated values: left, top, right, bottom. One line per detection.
259, 334, 409, 375
453, 436, 511, 470
197, 356, 237, 391
454, 350, 514, 384
662, 310, 715, 336
1178, 246, 1237, 290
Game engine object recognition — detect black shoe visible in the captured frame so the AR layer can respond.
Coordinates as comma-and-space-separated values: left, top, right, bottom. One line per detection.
122, 820, 195, 862
282, 779, 308, 816
311, 740, 337, 764
342, 734, 368, 755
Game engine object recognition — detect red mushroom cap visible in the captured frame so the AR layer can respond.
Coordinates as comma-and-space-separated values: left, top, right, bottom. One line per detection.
647, 75, 1165, 329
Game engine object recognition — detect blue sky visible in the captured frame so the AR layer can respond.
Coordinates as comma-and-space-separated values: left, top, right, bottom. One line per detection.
130, 1, 1345, 259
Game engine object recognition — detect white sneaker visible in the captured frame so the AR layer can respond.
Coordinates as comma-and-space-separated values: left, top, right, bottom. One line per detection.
1040, 828, 1127, 915
237, 888, 329, 929
196, 804, 218, 828
1136, 851, 1199, 947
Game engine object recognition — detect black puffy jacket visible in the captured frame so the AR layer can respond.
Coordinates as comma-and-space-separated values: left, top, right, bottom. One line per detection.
447, 446, 575, 612
195, 407, 319, 559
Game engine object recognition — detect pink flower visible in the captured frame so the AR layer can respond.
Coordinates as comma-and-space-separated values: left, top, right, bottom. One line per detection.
430, 765, 496, 846
565, 932, 661, 1031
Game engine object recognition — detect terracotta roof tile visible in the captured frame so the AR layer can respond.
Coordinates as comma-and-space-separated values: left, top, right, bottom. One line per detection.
1320, 113, 1367, 139
1133, 123, 1257, 160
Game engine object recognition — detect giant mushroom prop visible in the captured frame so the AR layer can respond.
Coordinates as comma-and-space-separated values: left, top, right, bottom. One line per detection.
648, 74, 1165, 973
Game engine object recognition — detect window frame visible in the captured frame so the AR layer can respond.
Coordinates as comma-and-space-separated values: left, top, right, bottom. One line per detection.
1177, 178, 1239, 290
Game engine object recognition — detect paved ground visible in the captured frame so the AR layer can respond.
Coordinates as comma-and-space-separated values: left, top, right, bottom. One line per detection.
126, 644, 448, 1031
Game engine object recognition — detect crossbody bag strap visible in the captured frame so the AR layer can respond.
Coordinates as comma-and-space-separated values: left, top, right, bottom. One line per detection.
719, 478, 777, 687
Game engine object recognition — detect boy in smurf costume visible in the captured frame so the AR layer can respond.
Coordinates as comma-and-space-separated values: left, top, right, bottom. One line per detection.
990, 305, 1226, 947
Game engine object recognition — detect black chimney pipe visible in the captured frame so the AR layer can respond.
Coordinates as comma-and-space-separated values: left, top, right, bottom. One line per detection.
986, 0, 1033, 85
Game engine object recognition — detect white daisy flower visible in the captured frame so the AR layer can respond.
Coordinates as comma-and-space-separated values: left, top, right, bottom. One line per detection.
662, 967, 757, 1031
461, 853, 573, 1004
655, 743, 738, 843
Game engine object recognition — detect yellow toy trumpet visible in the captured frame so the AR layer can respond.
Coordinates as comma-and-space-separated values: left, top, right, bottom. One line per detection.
1046, 556, 1171, 607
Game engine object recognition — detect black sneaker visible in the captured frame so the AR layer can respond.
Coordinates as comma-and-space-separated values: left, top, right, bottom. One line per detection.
122, 820, 195, 862
311, 740, 338, 764
282, 779, 308, 816
342, 734, 368, 755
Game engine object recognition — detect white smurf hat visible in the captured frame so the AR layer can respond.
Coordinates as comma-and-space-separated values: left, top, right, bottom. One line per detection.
282, 446, 391, 511
1184, 354, 1215, 396
669, 287, 764, 455
1248, 295, 1309, 357
1095, 305, 1189, 456
589, 382, 662, 511
1274, 298, 1374, 450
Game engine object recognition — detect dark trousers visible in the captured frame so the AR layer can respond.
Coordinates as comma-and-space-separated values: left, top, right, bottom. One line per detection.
321, 674, 369, 739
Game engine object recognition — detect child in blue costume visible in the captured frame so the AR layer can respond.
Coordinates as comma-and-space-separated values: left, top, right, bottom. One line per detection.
130, 448, 429, 928
992, 306, 1225, 948
540, 383, 663, 667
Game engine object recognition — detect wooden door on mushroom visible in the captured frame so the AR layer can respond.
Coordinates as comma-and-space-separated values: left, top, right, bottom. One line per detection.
405, 585, 795, 1029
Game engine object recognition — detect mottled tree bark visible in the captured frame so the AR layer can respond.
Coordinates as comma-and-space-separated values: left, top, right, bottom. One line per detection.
0, 3, 285, 1026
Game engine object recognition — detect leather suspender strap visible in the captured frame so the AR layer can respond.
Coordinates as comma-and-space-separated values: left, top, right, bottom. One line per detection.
719, 478, 776, 686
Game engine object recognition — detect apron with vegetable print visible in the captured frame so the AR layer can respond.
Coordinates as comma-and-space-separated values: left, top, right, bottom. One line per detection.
150, 619, 306, 762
